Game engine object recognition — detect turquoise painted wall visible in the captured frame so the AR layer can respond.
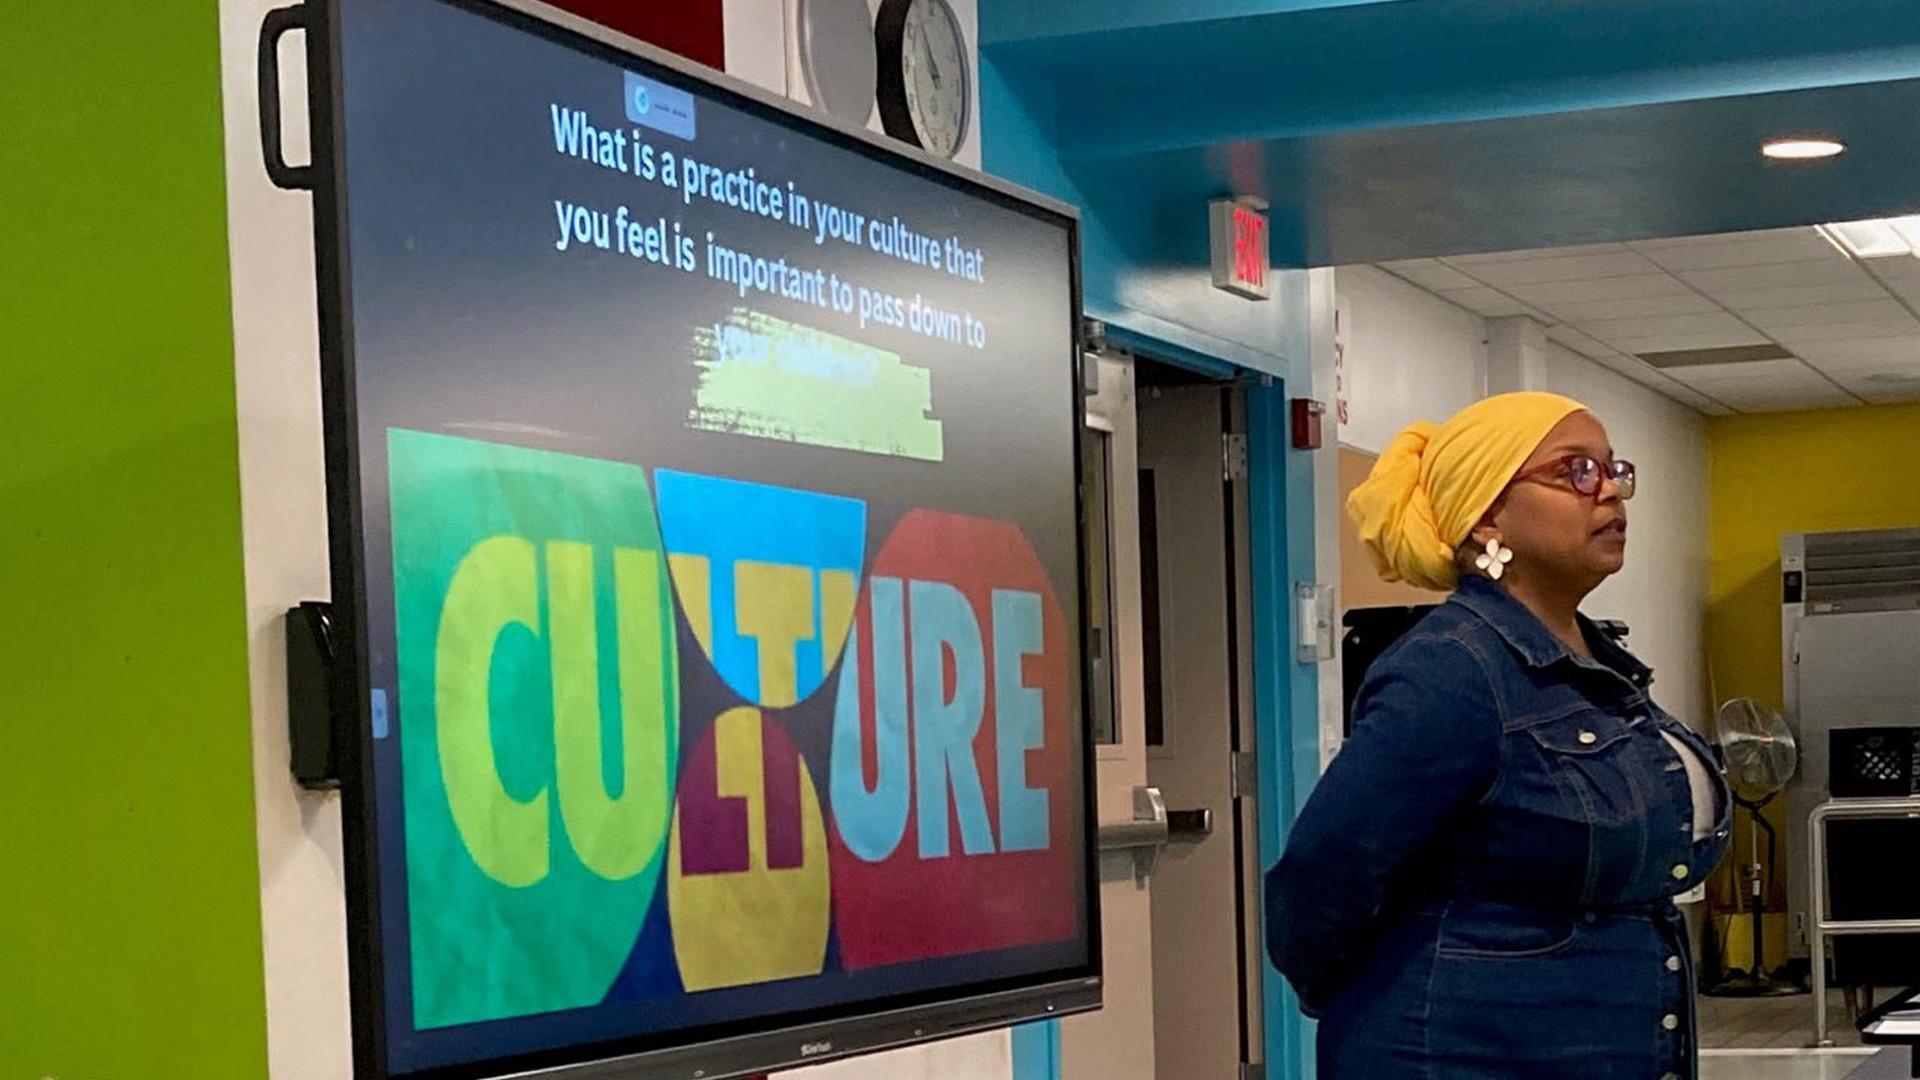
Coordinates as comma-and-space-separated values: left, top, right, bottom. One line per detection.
1, 5, 269, 1077
983, 46, 1323, 1080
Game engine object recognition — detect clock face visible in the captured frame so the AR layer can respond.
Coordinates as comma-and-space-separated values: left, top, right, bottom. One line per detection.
898, 0, 969, 159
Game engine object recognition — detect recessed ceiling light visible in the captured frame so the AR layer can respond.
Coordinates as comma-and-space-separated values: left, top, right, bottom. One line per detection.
1763, 138, 1846, 160
1818, 215, 1920, 258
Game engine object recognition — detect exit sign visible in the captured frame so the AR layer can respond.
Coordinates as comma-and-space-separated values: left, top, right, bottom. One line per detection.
1210, 196, 1270, 300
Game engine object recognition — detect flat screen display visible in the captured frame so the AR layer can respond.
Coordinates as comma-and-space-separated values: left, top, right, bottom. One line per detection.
315, 0, 1093, 1075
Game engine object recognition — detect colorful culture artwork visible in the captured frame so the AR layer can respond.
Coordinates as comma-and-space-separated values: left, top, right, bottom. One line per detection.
388, 430, 1080, 1028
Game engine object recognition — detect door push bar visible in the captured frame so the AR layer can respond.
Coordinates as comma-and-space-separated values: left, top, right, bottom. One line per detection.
1098, 786, 1214, 882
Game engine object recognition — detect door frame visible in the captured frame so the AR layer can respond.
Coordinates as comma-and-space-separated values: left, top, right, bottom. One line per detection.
1104, 322, 1318, 1080
1022, 316, 1315, 1080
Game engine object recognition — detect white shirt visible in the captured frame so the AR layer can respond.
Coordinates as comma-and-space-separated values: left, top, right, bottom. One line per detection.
1659, 730, 1719, 841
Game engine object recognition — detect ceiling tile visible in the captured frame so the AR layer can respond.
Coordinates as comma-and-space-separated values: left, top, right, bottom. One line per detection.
1742, 298, 1913, 331
1564, 349, 1731, 413
1861, 257, 1920, 285
1637, 373, 1738, 415
1792, 334, 1920, 368
1809, 363, 1920, 391
1664, 358, 1857, 408
1376, 258, 1484, 292
1579, 348, 1638, 372
1652, 380, 1739, 416
1706, 386, 1856, 412
1542, 294, 1723, 322
1679, 259, 1869, 296
1769, 315, 1920, 348
1544, 325, 1617, 357
1436, 286, 1536, 318
1604, 329, 1775, 354
1457, 250, 1663, 286
1445, 242, 1629, 265
1633, 230, 1838, 272
1852, 377, 1920, 404
1866, 261, 1920, 302
1632, 228, 1813, 249
1577, 311, 1760, 344
1712, 279, 1891, 311
1501, 273, 1690, 307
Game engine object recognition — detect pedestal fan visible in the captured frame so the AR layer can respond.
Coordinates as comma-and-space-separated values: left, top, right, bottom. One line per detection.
1706, 696, 1803, 997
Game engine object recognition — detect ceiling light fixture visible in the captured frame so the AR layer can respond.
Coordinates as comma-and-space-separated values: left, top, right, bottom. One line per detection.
1818, 216, 1920, 259
1763, 138, 1846, 160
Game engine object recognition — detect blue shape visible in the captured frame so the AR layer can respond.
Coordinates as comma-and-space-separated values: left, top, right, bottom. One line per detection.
829, 578, 912, 862
603, 872, 684, 1001
909, 580, 994, 858
654, 470, 866, 707
623, 72, 696, 140
371, 687, 390, 740
991, 589, 1049, 853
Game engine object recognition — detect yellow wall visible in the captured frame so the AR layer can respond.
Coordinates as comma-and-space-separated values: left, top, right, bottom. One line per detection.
1708, 402, 1920, 709
1706, 401, 1920, 913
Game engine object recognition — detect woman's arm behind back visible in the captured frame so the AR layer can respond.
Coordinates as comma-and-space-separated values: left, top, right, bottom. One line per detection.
1263, 631, 1502, 1013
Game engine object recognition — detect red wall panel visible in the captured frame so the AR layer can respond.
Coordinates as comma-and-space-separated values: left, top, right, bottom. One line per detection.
544, 1, 726, 69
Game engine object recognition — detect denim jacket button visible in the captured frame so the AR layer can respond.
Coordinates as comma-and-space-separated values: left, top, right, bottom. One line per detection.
1662, 1014, 1679, 1031
1671, 864, 1690, 880
1666, 955, 1682, 972
1578, 730, 1597, 745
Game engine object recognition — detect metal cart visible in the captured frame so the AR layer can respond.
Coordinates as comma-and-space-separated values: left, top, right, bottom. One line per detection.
1809, 797, 1920, 1048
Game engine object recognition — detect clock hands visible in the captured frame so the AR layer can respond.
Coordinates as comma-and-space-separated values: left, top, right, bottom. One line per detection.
918, 31, 943, 87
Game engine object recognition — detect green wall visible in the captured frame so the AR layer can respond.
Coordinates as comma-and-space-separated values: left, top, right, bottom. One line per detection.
1, 5, 269, 1076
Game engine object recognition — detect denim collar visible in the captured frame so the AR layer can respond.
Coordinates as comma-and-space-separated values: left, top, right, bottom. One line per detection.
1450, 575, 1653, 687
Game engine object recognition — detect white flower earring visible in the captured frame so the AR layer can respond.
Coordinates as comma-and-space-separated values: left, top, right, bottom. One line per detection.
1476, 537, 1515, 581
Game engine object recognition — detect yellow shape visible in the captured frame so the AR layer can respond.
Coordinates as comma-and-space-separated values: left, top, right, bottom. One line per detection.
546, 541, 676, 881
435, 535, 549, 888
667, 708, 830, 991
667, 553, 713, 655
734, 561, 814, 708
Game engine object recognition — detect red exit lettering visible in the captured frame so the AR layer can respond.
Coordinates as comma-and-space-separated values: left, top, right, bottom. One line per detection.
1233, 207, 1266, 290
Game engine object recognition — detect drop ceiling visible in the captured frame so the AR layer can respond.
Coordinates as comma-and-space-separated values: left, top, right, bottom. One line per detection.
1375, 227, 1920, 415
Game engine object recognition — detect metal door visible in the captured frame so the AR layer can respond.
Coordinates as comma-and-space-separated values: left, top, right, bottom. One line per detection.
1140, 382, 1262, 1080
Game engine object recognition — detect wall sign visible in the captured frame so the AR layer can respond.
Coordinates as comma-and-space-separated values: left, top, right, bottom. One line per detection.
1209, 196, 1270, 300
1334, 292, 1351, 428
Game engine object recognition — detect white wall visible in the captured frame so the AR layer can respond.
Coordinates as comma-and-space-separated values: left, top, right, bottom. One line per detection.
1543, 343, 1710, 730
1331, 265, 1711, 733
1308, 269, 1346, 769
218, 1, 352, 1076
1335, 264, 1487, 455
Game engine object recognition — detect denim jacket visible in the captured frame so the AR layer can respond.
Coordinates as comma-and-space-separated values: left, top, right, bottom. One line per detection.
1266, 576, 1731, 1079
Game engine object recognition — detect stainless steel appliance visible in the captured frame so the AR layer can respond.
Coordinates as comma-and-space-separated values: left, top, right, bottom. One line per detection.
1782, 528, 1920, 961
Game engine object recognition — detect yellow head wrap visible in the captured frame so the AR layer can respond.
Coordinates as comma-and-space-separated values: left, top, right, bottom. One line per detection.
1347, 391, 1588, 591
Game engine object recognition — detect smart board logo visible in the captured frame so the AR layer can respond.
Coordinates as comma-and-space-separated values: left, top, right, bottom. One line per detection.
799, 1041, 834, 1058
624, 71, 696, 139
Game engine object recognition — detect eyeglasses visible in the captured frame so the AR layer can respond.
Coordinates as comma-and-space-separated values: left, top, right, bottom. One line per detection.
1513, 455, 1636, 501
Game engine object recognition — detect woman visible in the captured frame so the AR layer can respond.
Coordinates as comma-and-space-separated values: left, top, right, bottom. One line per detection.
1265, 392, 1730, 1080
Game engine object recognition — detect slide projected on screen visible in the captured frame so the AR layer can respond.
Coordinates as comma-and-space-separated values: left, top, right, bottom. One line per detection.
325, 0, 1088, 1074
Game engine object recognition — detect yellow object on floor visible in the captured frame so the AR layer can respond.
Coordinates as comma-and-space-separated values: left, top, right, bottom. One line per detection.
1715, 911, 1792, 975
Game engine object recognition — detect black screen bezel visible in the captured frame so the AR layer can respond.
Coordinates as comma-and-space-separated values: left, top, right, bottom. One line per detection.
300, 0, 1100, 1076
